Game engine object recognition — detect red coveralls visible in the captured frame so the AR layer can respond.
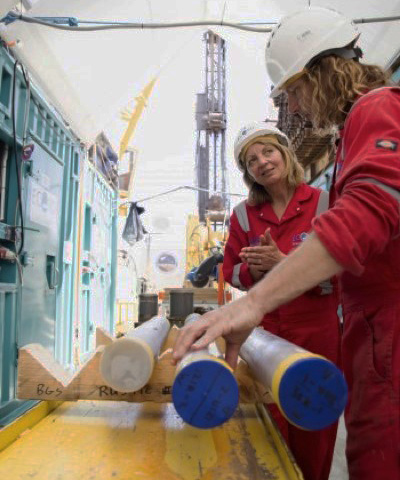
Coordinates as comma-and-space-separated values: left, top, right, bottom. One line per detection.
223, 183, 341, 480
313, 87, 400, 480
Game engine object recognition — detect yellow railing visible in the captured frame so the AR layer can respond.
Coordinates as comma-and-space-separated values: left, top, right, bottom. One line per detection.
116, 300, 138, 333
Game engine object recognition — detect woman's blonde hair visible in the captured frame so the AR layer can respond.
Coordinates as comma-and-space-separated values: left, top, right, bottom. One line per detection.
303, 56, 390, 130
240, 140, 304, 205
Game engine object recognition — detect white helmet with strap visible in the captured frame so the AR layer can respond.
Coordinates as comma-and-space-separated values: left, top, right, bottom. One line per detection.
234, 122, 289, 170
266, 7, 361, 98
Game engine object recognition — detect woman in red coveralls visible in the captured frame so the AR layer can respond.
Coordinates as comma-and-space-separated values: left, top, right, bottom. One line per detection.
173, 7, 400, 480
222, 122, 340, 480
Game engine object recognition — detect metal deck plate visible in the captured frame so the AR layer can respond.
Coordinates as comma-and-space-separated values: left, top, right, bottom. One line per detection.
0, 401, 303, 479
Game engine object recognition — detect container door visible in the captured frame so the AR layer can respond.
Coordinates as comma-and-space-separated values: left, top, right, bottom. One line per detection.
19, 142, 63, 352
55, 144, 81, 366
78, 163, 116, 356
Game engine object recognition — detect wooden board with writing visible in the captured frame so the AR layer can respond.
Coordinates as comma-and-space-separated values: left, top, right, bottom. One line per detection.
17, 326, 272, 404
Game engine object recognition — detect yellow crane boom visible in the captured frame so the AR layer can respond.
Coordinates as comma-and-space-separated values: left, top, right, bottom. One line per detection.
119, 77, 157, 162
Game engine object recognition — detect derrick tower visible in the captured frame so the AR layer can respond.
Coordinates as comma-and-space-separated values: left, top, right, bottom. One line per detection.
195, 30, 229, 227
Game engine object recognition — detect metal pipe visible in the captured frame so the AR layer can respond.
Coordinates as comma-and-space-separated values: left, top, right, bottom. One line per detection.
100, 315, 170, 392
353, 15, 400, 24
6, 12, 400, 34
238, 16, 400, 25
172, 313, 239, 429
240, 327, 348, 430
9, 13, 275, 33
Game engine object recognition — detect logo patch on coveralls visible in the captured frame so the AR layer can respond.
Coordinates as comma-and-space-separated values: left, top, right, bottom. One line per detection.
375, 139, 398, 151
292, 232, 308, 247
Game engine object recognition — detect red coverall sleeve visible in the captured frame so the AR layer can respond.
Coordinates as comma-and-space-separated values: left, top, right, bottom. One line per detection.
222, 211, 255, 290
313, 89, 400, 275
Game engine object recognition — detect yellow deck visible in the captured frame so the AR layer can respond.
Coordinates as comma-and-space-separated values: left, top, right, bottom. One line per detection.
0, 401, 303, 480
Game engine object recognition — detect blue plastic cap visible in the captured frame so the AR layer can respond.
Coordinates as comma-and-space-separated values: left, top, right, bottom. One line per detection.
172, 359, 239, 429
278, 357, 348, 431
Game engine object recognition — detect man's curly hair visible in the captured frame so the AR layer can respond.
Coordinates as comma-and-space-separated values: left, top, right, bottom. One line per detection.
302, 56, 390, 131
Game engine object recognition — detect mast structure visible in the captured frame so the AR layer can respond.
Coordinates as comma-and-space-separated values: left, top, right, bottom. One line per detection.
195, 30, 229, 228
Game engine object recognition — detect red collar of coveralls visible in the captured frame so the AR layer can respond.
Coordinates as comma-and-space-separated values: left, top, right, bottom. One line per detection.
337, 88, 396, 142
334, 91, 367, 177
340, 88, 381, 136
294, 182, 313, 203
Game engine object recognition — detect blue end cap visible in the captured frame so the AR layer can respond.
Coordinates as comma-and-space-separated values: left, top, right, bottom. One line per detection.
278, 357, 348, 431
172, 359, 239, 429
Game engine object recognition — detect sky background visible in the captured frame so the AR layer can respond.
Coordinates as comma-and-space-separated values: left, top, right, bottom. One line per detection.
112, 29, 277, 291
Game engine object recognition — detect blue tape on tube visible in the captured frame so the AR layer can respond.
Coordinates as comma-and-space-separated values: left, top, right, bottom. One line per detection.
278, 357, 348, 430
172, 359, 239, 429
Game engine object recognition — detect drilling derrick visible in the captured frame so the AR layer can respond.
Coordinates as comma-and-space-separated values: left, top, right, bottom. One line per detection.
195, 30, 229, 227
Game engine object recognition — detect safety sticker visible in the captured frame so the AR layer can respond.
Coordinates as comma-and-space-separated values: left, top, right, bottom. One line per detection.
376, 139, 398, 151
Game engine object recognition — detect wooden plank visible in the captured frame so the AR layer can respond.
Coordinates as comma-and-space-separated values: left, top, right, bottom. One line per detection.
17, 327, 271, 404
17, 344, 75, 401
95, 327, 113, 347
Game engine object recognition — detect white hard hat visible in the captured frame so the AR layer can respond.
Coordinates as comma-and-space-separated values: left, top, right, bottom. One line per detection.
266, 7, 360, 98
234, 122, 290, 169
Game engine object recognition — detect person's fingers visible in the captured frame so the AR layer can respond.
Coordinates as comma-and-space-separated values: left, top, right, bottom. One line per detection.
248, 265, 266, 275
239, 252, 248, 259
248, 259, 267, 268
243, 246, 265, 254
224, 343, 242, 369
247, 258, 261, 266
243, 250, 259, 258
172, 323, 208, 364
263, 228, 275, 246
241, 247, 252, 254
244, 246, 272, 254
259, 233, 268, 246
192, 323, 223, 350
246, 251, 271, 261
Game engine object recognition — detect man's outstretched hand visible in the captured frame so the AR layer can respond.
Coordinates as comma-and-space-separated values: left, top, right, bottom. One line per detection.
171, 293, 264, 369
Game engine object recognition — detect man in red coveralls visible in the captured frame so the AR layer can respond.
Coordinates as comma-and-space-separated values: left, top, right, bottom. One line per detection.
173, 7, 400, 480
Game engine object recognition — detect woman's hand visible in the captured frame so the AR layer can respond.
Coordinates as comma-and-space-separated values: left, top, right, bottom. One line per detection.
248, 264, 265, 281
240, 228, 286, 272
172, 293, 265, 369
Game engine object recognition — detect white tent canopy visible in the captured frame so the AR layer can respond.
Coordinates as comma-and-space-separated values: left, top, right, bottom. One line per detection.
1, 0, 399, 143
1, 1, 399, 291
